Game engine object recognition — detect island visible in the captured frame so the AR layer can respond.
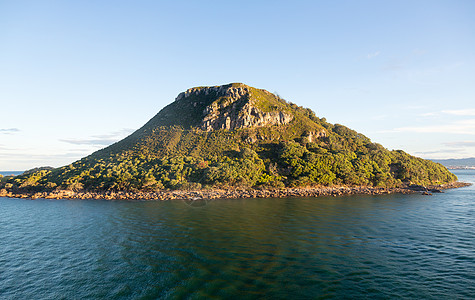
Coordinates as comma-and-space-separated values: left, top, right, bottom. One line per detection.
0, 83, 467, 200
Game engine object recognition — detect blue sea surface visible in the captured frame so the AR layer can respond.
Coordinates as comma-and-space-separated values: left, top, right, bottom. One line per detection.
1, 170, 474, 299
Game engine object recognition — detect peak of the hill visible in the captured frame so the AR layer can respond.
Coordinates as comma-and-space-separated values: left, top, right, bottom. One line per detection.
143, 83, 296, 131
173, 83, 293, 131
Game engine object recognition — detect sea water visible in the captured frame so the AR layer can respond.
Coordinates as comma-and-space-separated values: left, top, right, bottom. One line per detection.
1, 170, 474, 299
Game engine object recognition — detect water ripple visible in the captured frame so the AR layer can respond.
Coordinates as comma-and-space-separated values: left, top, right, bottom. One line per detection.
1, 171, 475, 299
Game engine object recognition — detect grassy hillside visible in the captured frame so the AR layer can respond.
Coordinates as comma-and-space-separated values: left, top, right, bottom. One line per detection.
2, 84, 457, 193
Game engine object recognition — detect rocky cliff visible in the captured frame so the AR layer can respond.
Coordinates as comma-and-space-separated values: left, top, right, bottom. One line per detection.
174, 83, 293, 131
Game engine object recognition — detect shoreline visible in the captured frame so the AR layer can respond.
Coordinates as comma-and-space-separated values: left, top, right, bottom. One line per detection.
0, 182, 470, 201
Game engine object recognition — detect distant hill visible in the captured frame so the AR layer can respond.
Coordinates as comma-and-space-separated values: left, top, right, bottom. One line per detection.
2, 83, 457, 192
431, 158, 475, 168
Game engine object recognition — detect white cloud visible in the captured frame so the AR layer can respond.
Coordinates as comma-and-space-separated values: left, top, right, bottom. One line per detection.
442, 109, 475, 116
344, 87, 370, 94
0, 128, 20, 134
418, 112, 438, 117
415, 149, 465, 155
412, 49, 427, 55
0, 149, 89, 169
413, 149, 469, 159
366, 51, 380, 59
392, 119, 475, 135
402, 104, 427, 110
60, 138, 118, 146
59, 128, 134, 146
0, 152, 85, 160
443, 141, 475, 148
370, 114, 388, 121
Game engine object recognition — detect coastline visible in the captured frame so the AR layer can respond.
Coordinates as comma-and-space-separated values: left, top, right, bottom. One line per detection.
0, 182, 470, 201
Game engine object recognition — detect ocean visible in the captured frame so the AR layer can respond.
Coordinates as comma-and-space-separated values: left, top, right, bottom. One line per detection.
1, 170, 474, 299
0, 171, 23, 177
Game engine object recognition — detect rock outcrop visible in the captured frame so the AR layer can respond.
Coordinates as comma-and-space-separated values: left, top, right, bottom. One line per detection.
175, 84, 293, 131
302, 130, 327, 142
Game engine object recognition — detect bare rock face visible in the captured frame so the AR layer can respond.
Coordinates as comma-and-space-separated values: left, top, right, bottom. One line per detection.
175, 84, 293, 131
201, 102, 293, 131
175, 84, 244, 102
304, 130, 327, 142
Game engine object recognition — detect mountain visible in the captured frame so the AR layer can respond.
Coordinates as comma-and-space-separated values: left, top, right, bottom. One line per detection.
431, 158, 475, 168
4, 83, 457, 192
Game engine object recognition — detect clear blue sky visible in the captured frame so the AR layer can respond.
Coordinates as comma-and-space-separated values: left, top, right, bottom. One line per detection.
1, 0, 474, 170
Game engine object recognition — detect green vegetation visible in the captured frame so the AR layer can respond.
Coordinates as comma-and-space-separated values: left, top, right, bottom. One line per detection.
1, 83, 457, 193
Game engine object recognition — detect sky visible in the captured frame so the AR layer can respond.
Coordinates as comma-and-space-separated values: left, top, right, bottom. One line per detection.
1, 0, 474, 171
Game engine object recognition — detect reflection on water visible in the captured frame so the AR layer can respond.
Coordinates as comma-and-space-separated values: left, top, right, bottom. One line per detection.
1, 170, 474, 299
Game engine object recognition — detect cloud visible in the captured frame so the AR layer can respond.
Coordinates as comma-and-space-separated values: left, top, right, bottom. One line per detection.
407, 140, 475, 158
412, 49, 427, 55
405, 109, 475, 118
412, 148, 475, 160
0, 144, 16, 151
404, 63, 464, 85
392, 119, 475, 135
401, 104, 428, 110
59, 138, 119, 146
59, 128, 135, 146
0, 152, 86, 160
366, 51, 380, 59
418, 112, 438, 117
0, 128, 20, 134
414, 109, 475, 118
370, 114, 388, 121
442, 109, 475, 116
414, 149, 465, 155
0, 151, 90, 170
443, 141, 475, 148
382, 59, 404, 71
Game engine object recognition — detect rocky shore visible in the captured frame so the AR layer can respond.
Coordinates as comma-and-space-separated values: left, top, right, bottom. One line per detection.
0, 182, 470, 201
